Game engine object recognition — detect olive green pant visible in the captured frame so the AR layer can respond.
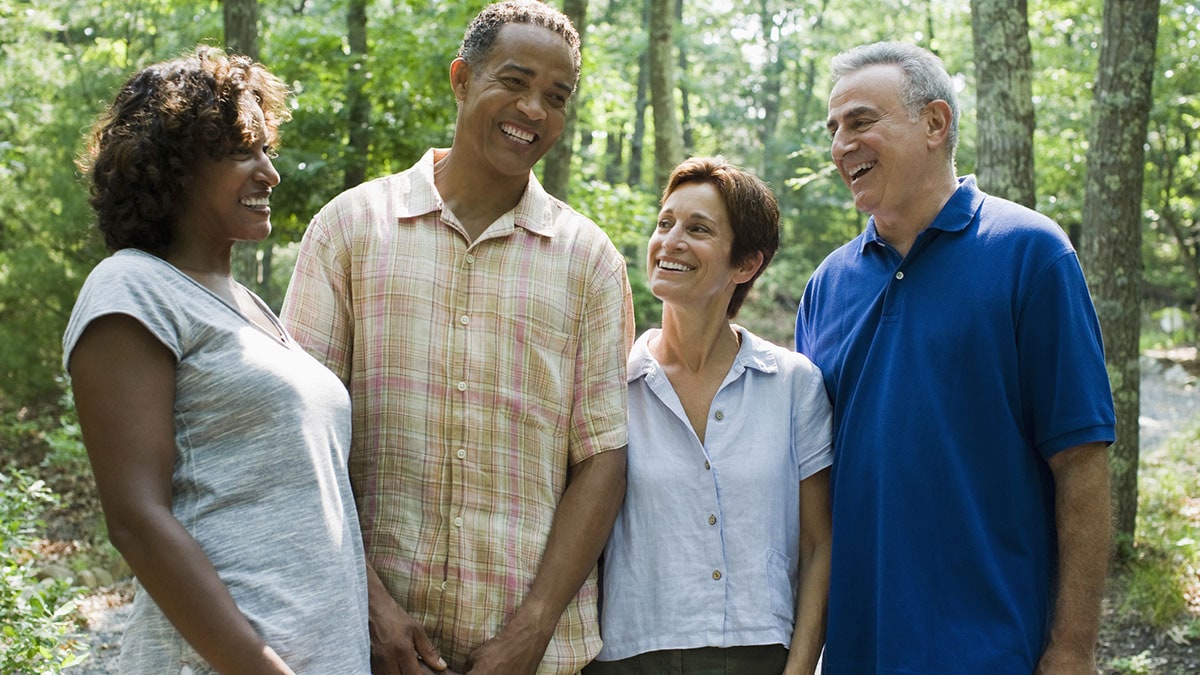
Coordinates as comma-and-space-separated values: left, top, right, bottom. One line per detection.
582, 645, 789, 675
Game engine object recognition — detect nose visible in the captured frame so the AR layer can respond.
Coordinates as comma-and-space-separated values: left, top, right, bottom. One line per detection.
830, 127, 853, 161
659, 223, 687, 250
515, 92, 546, 121
257, 153, 281, 188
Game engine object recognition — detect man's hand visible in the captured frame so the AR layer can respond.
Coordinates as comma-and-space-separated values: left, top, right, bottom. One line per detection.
463, 618, 553, 675
1035, 640, 1098, 675
365, 564, 456, 675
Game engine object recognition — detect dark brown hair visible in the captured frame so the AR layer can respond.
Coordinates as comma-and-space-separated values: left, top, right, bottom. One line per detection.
662, 156, 780, 318
78, 46, 290, 253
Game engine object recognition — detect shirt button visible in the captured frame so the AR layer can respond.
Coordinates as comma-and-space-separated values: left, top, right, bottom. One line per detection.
459, 315, 470, 326
440, 581, 447, 591
453, 516, 463, 527
708, 514, 717, 526
465, 254, 476, 264
704, 461, 711, 470
457, 381, 467, 392
714, 410, 724, 421
456, 448, 467, 460
712, 570, 722, 580
895, 271, 905, 280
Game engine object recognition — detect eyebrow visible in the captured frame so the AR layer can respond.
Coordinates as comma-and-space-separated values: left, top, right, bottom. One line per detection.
498, 62, 574, 96
827, 104, 878, 131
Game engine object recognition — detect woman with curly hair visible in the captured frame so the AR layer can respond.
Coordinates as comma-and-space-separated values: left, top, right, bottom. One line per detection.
64, 46, 369, 674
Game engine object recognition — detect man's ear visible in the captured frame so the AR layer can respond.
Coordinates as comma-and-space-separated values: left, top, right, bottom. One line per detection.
450, 57, 471, 103
924, 99, 953, 150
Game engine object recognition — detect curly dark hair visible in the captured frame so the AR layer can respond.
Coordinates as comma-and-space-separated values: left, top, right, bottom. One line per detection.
78, 46, 290, 254
662, 156, 781, 319
459, 0, 581, 90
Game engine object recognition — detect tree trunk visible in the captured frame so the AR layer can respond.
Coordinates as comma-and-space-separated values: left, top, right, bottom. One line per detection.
223, 0, 267, 298
675, 0, 693, 153
1079, 0, 1161, 552
628, 0, 650, 188
344, 0, 369, 190
648, 0, 683, 190
224, 0, 258, 58
970, 0, 1036, 207
542, 0, 588, 201
757, 0, 784, 192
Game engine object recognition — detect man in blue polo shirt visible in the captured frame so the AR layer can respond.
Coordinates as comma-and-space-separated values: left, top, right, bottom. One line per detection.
796, 42, 1116, 674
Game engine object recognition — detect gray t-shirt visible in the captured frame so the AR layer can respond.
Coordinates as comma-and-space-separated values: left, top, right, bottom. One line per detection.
62, 249, 369, 674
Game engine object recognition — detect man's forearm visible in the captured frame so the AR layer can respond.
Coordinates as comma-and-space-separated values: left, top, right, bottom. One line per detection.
512, 448, 627, 638
1044, 442, 1111, 663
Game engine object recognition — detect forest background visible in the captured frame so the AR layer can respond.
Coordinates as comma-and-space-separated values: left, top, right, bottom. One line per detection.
1, 0, 1198, 672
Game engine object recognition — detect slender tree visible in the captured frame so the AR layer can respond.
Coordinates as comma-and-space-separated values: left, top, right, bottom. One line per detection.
344, 0, 369, 190
970, 0, 1036, 207
224, 0, 258, 58
223, 0, 271, 298
648, 0, 683, 189
628, 0, 650, 188
1079, 0, 1161, 550
542, 0, 588, 200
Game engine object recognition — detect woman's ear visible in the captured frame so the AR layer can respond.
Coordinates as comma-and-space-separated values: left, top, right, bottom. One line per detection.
733, 251, 764, 285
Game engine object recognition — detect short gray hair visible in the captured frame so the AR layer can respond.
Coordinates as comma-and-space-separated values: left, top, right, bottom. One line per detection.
831, 41, 960, 158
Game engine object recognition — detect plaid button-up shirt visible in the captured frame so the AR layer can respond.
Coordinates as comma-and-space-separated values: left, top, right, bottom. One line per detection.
281, 150, 633, 673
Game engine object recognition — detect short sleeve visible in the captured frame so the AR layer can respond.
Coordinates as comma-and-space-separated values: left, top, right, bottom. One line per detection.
281, 205, 356, 385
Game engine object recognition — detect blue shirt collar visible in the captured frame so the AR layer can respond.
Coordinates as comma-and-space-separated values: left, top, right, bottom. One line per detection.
859, 175, 985, 254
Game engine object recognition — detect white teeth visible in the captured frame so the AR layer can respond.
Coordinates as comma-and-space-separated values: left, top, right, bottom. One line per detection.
849, 162, 876, 179
241, 197, 270, 208
658, 260, 694, 272
501, 123, 535, 144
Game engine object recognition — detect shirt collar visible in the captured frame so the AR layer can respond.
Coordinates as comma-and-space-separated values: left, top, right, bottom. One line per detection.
398, 149, 557, 239
858, 175, 984, 254
627, 325, 779, 385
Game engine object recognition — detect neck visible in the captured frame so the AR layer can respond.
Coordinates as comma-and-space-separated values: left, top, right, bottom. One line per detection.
653, 304, 740, 374
433, 149, 529, 241
873, 173, 959, 257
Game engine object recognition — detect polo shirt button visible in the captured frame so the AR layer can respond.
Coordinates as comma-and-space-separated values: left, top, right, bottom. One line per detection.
457, 381, 467, 391
712, 570, 722, 580
895, 271, 905, 280
714, 410, 724, 421
708, 514, 717, 526
453, 516, 463, 527
456, 448, 467, 459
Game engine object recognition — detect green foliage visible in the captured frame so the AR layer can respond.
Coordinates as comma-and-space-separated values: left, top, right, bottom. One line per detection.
1116, 423, 1200, 629
0, 469, 87, 673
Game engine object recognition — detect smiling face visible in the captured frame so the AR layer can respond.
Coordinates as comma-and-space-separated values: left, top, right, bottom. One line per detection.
175, 103, 280, 248
451, 22, 575, 182
826, 64, 941, 228
648, 181, 761, 315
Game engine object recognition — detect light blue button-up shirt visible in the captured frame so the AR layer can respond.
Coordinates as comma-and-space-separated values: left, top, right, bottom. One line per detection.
595, 326, 833, 661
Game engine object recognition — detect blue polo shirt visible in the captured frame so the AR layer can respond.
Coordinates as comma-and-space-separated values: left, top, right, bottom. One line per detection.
796, 176, 1115, 674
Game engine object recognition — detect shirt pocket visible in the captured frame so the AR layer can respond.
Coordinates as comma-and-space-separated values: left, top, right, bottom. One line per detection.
766, 547, 797, 623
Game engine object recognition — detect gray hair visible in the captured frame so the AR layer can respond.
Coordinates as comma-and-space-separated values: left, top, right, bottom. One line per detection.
831, 42, 960, 158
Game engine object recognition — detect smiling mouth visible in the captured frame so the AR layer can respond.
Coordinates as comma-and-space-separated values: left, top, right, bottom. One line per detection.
848, 161, 876, 181
240, 196, 270, 209
501, 122, 537, 145
657, 260, 694, 272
